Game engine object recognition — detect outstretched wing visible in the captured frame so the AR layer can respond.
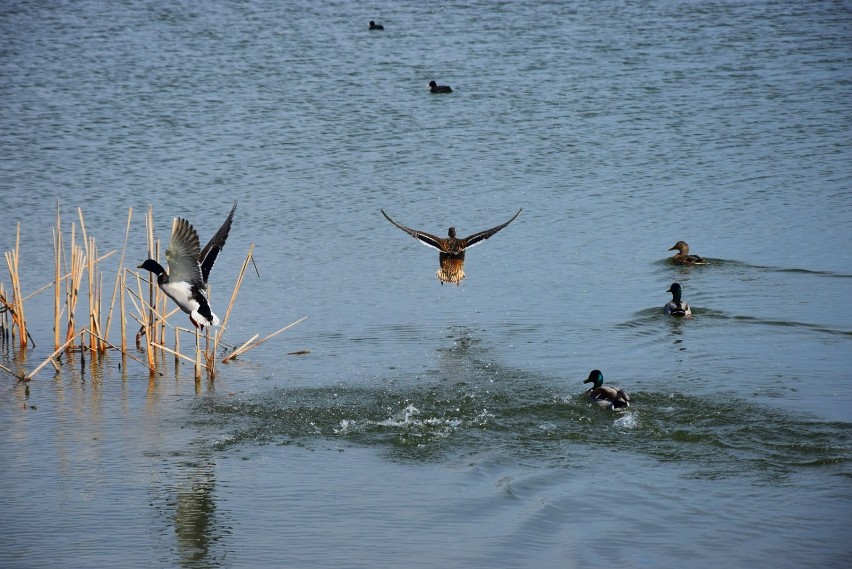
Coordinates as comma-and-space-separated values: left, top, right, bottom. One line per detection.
463, 208, 522, 248
381, 210, 446, 252
199, 202, 237, 283
166, 218, 203, 285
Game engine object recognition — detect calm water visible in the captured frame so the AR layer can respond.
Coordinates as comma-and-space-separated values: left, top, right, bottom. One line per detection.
1, 1, 851, 567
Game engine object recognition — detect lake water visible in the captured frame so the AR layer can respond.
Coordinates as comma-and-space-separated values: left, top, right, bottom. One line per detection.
1, 1, 851, 567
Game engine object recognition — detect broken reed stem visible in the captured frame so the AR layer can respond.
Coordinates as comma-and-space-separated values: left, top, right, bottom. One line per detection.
24, 329, 85, 381
0, 360, 17, 379
225, 334, 260, 361
151, 341, 210, 370
212, 243, 254, 359
86, 328, 162, 377
222, 316, 307, 363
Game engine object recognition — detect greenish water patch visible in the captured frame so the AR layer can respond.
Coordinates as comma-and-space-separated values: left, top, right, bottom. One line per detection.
190, 370, 851, 481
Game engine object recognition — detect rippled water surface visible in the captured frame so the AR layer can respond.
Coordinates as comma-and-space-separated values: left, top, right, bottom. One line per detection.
1, 1, 851, 567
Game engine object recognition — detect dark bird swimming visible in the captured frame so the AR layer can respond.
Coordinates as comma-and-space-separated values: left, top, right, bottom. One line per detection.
429, 80, 453, 94
664, 282, 692, 317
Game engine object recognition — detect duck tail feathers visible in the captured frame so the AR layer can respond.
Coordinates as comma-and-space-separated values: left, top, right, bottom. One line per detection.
192, 310, 220, 328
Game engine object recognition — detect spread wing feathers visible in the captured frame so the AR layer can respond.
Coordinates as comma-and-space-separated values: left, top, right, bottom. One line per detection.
199, 202, 237, 283
463, 208, 523, 249
165, 218, 203, 285
381, 210, 446, 252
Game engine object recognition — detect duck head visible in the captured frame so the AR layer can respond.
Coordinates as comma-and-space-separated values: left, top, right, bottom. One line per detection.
138, 259, 166, 276
447, 227, 457, 238
668, 241, 689, 254
583, 369, 604, 389
667, 282, 684, 302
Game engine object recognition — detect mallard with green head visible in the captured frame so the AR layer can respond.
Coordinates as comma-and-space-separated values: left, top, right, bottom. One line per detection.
138, 202, 236, 329
583, 370, 630, 410
668, 241, 707, 265
664, 282, 692, 317
381, 208, 522, 285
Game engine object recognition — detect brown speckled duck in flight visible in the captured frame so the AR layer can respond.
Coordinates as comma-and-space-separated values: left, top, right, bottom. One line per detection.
381, 208, 522, 285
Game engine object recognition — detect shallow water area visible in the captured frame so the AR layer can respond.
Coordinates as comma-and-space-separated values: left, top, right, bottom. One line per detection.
2, 0, 851, 567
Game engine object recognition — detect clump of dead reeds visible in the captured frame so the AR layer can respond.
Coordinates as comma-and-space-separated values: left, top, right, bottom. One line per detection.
2, 223, 32, 351
1, 203, 304, 382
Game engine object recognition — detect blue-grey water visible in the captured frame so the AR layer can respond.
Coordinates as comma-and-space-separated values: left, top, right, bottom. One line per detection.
1, 1, 851, 567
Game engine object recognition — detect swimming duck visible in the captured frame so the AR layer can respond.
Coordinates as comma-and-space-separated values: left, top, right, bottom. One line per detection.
369, 21, 384, 30
668, 241, 706, 265
429, 80, 453, 94
583, 370, 630, 410
664, 282, 692, 317
138, 202, 237, 329
381, 208, 522, 285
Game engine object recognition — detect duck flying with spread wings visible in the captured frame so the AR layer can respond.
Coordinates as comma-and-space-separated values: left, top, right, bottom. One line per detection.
381, 208, 522, 285
138, 202, 237, 328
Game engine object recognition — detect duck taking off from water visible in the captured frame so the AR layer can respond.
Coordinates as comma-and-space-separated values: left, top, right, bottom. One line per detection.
381, 208, 522, 285
668, 241, 706, 265
664, 282, 692, 317
138, 202, 237, 329
583, 370, 630, 410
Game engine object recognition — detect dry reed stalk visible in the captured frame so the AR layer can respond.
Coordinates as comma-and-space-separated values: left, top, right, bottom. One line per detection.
225, 333, 259, 361
120, 268, 127, 353
194, 327, 201, 381
151, 341, 210, 370
0, 283, 7, 343
203, 328, 216, 379
86, 236, 98, 353
23, 329, 84, 381
86, 328, 162, 377
64, 223, 79, 344
76, 208, 95, 353
23, 250, 114, 303
211, 244, 254, 359
3, 222, 28, 350
65, 241, 85, 346
144, 206, 156, 345
53, 203, 62, 350
0, 361, 16, 379
174, 326, 180, 362
105, 208, 133, 351
133, 270, 156, 372
221, 317, 307, 363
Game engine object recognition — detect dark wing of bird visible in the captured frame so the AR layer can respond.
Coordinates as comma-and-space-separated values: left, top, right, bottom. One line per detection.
166, 218, 203, 285
381, 209, 446, 252
199, 202, 237, 283
463, 208, 522, 249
